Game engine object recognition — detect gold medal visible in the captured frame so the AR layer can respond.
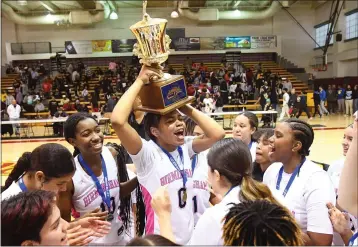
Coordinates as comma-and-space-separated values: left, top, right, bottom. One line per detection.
183, 189, 187, 202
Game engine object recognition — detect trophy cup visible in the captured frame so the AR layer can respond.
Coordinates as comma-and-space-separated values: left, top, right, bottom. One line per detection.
129, 0, 194, 115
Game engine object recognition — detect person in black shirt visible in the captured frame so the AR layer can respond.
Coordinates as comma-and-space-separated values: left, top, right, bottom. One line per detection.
48, 96, 59, 117
252, 128, 275, 182
296, 90, 312, 119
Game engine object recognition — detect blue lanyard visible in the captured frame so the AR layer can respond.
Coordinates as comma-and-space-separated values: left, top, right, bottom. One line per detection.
224, 186, 235, 197
349, 232, 358, 246
157, 144, 187, 188
276, 158, 306, 197
18, 177, 28, 192
78, 154, 111, 210
191, 154, 198, 176
248, 141, 253, 150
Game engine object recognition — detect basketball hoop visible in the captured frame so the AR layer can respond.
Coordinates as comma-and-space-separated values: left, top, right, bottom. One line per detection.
310, 54, 328, 72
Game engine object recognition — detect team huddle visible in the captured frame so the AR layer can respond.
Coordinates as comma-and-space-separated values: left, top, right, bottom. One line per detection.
1, 66, 358, 246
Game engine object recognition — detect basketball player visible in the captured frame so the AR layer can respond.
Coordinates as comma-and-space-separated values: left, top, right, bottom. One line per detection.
327, 124, 357, 245
110, 65, 225, 244
1, 143, 112, 244
232, 111, 258, 161
151, 138, 281, 245
263, 119, 336, 245
59, 113, 139, 245
184, 117, 210, 225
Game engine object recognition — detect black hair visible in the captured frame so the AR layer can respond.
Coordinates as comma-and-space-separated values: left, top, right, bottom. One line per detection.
64, 112, 97, 157
207, 138, 279, 204
144, 113, 162, 141
126, 234, 180, 246
2, 143, 75, 193
284, 118, 314, 157
282, 88, 288, 92
252, 128, 274, 143
105, 142, 146, 237
223, 200, 304, 246
2, 190, 57, 246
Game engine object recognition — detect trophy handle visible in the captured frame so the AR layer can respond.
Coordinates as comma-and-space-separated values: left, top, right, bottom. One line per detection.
165, 34, 172, 51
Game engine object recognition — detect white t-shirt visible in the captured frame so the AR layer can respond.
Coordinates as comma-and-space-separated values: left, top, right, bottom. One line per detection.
188, 186, 241, 245
72, 146, 124, 245
283, 93, 290, 106
191, 150, 211, 225
129, 137, 196, 245
1, 180, 23, 201
263, 159, 336, 234
328, 158, 358, 245
203, 98, 214, 113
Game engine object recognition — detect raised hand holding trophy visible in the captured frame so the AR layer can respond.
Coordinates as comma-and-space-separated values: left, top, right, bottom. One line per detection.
129, 0, 194, 115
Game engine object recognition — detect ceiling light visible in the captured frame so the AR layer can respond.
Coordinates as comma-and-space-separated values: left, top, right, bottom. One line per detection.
171, 10, 179, 18
234, 9, 241, 16
17, 0, 27, 5
109, 11, 118, 20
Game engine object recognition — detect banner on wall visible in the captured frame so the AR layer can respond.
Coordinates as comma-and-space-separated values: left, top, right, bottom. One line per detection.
251, 36, 277, 49
65, 41, 92, 54
225, 36, 251, 49
200, 37, 225, 50
111, 39, 136, 53
172, 37, 200, 51
92, 40, 112, 52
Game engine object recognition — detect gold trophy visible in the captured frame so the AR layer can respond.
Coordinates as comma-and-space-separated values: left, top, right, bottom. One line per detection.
130, 0, 194, 115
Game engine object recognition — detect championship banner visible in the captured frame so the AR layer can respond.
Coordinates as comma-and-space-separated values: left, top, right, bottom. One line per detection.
112, 39, 136, 53
251, 35, 277, 49
225, 36, 251, 49
200, 37, 225, 50
172, 37, 200, 51
65, 41, 92, 54
92, 40, 112, 52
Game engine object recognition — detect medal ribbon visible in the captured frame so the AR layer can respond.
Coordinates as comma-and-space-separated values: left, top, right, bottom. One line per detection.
78, 154, 111, 211
276, 158, 306, 197
18, 177, 28, 192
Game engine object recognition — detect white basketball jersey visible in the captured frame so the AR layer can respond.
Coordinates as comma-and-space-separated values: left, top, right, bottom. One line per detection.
1, 180, 22, 201
191, 150, 211, 225
130, 137, 195, 245
249, 142, 257, 162
72, 146, 124, 245
328, 158, 358, 245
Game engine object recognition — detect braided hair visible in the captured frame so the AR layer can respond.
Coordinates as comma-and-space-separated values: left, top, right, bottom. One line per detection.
223, 200, 304, 246
64, 112, 97, 157
105, 142, 146, 237
284, 118, 314, 157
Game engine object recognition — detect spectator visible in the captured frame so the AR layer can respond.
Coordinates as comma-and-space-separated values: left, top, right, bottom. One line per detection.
42, 76, 52, 98
7, 99, 21, 135
337, 85, 345, 113
1, 90, 7, 102
327, 85, 337, 114
282, 79, 292, 92
168, 65, 176, 75
203, 93, 214, 114
72, 69, 80, 83
106, 94, 117, 113
278, 88, 290, 121
296, 90, 312, 119
48, 96, 59, 117
184, 56, 193, 71
319, 86, 329, 115
15, 89, 23, 106
91, 92, 100, 112
67, 63, 73, 74
34, 100, 45, 113
81, 86, 89, 101
20, 80, 29, 96
52, 107, 68, 136
74, 99, 89, 113
5, 91, 15, 107
313, 89, 323, 118
345, 84, 353, 116
353, 85, 358, 113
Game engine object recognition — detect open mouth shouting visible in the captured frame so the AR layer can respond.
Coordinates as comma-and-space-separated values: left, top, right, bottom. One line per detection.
174, 128, 185, 142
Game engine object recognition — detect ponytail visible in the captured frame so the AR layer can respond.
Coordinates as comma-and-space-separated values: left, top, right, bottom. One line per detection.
2, 152, 32, 193
239, 176, 280, 205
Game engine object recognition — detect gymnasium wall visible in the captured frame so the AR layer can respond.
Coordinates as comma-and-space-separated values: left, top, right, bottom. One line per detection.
2, 4, 316, 69
312, 1, 358, 79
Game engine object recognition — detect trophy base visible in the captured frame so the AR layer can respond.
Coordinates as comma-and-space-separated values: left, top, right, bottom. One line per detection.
137, 74, 195, 115
137, 96, 195, 115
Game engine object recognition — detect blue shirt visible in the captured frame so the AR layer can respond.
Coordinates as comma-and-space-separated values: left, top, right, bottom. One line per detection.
337, 88, 345, 99
319, 90, 327, 101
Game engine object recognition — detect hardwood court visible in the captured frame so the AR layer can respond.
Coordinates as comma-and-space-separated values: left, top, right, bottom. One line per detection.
1, 114, 355, 186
